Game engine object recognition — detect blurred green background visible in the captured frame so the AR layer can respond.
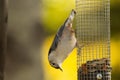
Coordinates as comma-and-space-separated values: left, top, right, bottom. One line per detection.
41, 0, 120, 80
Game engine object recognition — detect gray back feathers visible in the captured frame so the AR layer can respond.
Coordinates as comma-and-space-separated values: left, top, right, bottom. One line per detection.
48, 18, 68, 55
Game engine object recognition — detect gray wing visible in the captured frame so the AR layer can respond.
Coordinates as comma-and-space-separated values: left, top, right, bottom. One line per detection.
48, 18, 68, 55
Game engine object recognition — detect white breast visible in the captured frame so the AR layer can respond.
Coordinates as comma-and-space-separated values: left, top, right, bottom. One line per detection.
55, 27, 76, 63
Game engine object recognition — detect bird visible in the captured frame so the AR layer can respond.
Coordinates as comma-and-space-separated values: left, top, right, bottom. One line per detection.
48, 9, 77, 71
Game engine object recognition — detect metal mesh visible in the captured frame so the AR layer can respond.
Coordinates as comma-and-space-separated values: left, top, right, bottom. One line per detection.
76, 0, 111, 80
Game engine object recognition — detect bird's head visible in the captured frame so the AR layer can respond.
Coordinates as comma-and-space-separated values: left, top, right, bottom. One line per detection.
49, 61, 63, 71
48, 53, 63, 71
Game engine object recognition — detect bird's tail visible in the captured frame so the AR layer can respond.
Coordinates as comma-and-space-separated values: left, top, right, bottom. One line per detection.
69, 9, 76, 21
65, 9, 76, 27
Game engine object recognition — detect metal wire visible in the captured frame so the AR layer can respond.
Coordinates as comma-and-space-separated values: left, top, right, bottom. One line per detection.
76, 0, 111, 80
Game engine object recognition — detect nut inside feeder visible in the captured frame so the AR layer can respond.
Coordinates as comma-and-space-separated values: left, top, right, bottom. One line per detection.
78, 58, 112, 80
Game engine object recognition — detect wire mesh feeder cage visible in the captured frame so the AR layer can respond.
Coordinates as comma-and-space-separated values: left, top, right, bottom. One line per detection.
75, 0, 112, 80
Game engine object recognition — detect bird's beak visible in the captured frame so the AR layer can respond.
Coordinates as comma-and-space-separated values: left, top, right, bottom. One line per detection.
58, 64, 63, 72
59, 67, 63, 72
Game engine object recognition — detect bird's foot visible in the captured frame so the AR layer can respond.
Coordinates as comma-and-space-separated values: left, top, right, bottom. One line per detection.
76, 42, 84, 55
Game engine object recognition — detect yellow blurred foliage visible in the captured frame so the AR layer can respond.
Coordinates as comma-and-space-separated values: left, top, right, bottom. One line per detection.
42, 0, 75, 32
111, 39, 120, 67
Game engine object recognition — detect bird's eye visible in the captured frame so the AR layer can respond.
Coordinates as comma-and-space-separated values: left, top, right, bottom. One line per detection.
52, 63, 55, 65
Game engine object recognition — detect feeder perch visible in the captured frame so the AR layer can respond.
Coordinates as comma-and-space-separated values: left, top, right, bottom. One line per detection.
76, 0, 111, 80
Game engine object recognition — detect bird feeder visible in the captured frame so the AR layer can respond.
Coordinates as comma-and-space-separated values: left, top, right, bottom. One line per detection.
76, 0, 112, 80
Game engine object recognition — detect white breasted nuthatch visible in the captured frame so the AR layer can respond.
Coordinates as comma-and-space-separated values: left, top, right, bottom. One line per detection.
48, 9, 77, 71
